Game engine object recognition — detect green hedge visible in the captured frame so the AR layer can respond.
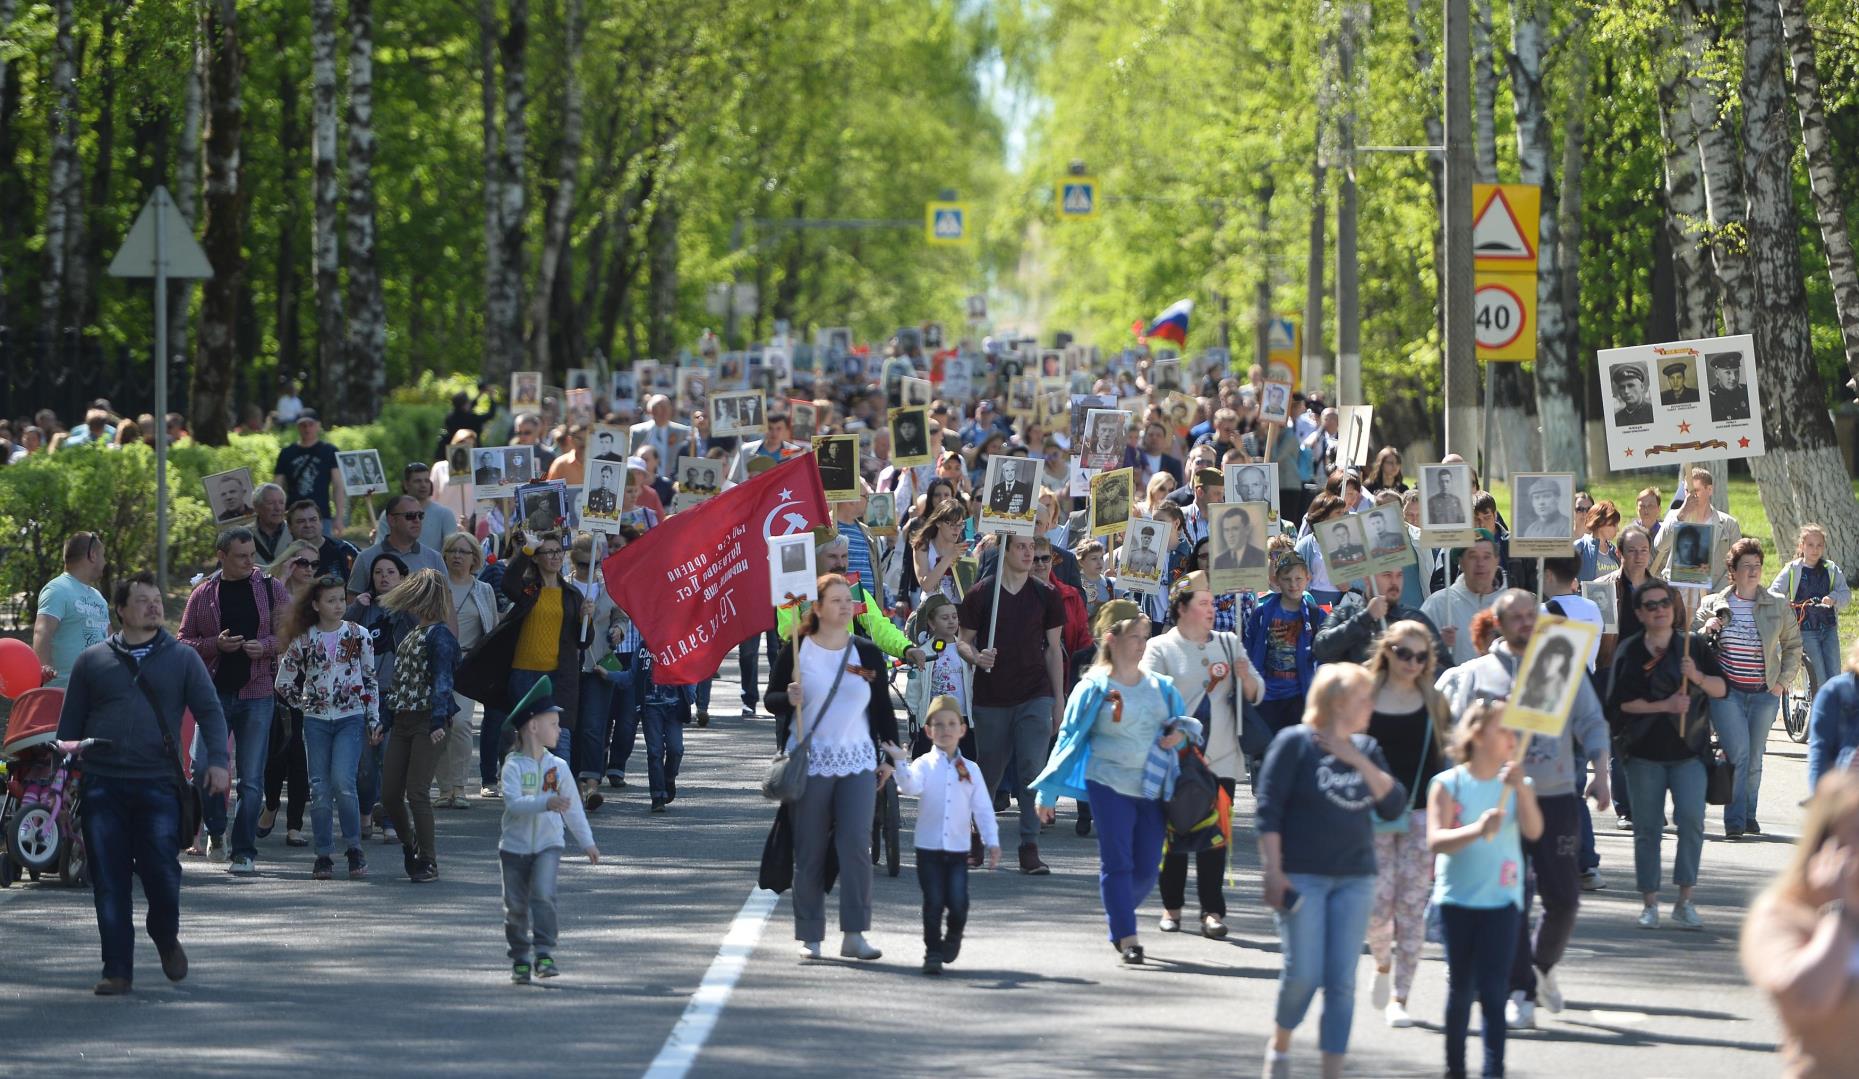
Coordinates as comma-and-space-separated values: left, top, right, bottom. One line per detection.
0, 391, 457, 616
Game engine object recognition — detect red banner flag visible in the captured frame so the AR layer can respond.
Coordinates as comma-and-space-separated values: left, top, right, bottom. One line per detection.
601, 453, 829, 684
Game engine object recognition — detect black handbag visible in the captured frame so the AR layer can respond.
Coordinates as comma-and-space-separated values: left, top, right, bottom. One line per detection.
1166, 743, 1221, 833
111, 650, 204, 852
757, 805, 796, 894
1704, 740, 1736, 806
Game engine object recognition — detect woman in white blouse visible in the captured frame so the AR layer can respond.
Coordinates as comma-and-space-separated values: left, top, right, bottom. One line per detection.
767, 574, 901, 962
1141, 571, 1262, 939
438, 531, 499, 808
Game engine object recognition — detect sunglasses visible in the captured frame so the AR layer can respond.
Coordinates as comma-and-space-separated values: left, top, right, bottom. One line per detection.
1386, 643, 1425, 664
289, 558, 313, 569
1033, 555, 1053, 565
398, 511, 426, 520
1637, 596, 1673, 611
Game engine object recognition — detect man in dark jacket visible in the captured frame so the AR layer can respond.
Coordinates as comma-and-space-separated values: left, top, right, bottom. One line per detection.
1312, 568, 1454, 670
59, 571, 230, 996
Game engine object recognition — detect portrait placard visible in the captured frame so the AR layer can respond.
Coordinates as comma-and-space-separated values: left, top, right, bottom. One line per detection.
564, 367, 597, 393
1360, 502, 1416, 578
1258, 380, 1293, 426
565, 387, 595, 426
1581, 579, 1618, 633
1504, 616, 1601, 738
671, 455, 723, 514
1337, 405, 1374, 469
335, 449, 388, 498
788, 399, 819, 441
1151, 357, 1182, 393
1207, 501, 1271, 595
203, 467, 255, 525
1080, 409, 1130, 472
515, 480, 568, 534
608, 371, 638, 418
1118, 519, 1171, 595
1089, 467, 1134, 539
811, 435, 860, 502
470, 446, 533, 500
768, 534, 818, 610
1314, 513, 1372, 588
587, 424, 629, 464
889, 406, 933, 467
862, 491, 898, 537
1418, 463, 1477, 548
1510, 472, 1577, 558
1666, 521, 1716, 586
899, 375, 933, 407
1598, 334, 1763, 471
1224, 461, 1281, 526
1069, 393, 1116, 447
677, 366, 713, 411
979, 453, 1039, 536
708, 390, 765, 438
1161, 391, 1197, 433
581, 459, 628, 533
510, 370, 543, 413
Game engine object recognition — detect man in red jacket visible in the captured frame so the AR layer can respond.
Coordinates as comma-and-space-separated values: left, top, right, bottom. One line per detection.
1032, 537, 1092, 682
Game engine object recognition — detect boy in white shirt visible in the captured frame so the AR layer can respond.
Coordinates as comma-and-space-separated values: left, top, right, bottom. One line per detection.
882, 695, 999, 976
499, 677, 600, 984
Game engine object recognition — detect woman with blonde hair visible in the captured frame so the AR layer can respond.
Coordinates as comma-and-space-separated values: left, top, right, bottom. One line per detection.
261, 536, 325, 847
1741, 772, 1859, 1077
378, 568, 460, 882
1363, 622, 1453, 1027
1137, 470, 1178, 518
1255, 662, 1407, 1079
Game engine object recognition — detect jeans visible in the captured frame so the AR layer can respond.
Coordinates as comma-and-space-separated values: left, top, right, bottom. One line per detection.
1442, 903, 1521, 1078
1086, 780, 1167, 942
382, 711, 445, 864
1273, 872, 1375, 1055
435, 693, 478, 795
263, 707, 307, 830
917, 848, 970, 957
358, 738, 385, 821
737, 630, 778, 710
81, 774, 183, 981
508, 668, 572, 769
602, 661, 641, 779
1158, 777, 1236, 917
479, 702, 509, 788
972, 697, 1055, 845
576, 672, 612, 780
1624, 756, 1707, 895
1510, 793, 1582, 1001
694, 676, 712, 717
792, 771, 877, 941
196, 691, 275, 861
1801, 625, 1841, 697
1708, 687, 1780, 832
302, 713, 365, 857
641, 702, 685, 799
1611, 754, 1632, 820
501, 848, 562, 962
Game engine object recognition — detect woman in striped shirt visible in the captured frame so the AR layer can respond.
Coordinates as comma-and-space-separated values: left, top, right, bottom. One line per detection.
1697, 538, 1803, 840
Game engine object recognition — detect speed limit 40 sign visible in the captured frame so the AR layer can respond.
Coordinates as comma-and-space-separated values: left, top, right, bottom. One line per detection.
1474, 269, 1537, 362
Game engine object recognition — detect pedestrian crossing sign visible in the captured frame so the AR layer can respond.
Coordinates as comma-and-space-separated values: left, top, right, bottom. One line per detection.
925, 201, 972, 246
1058, 178, 1098, 219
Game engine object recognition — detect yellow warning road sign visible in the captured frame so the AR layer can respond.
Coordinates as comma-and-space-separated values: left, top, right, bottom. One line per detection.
1472, 183, 1540, 270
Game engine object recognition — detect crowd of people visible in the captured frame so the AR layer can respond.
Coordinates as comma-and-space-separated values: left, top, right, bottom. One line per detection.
16, 337, 1859, 1077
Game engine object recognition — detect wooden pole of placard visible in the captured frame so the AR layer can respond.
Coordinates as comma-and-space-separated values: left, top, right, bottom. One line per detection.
986, 531, 1007, 651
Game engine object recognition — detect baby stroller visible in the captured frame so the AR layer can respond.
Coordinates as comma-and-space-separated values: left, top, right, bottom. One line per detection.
1, 687, 100, 887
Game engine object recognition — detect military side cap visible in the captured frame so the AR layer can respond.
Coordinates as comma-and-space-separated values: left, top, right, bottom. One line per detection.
503, 675, 560, 733
1092, 598, 1143, 637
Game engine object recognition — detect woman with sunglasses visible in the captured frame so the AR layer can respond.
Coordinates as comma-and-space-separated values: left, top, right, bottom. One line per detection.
1363, 622, 1452, 1028
1605, 577, 1726, 930
259, 539, 322, 846
1034, 600, 1192, 966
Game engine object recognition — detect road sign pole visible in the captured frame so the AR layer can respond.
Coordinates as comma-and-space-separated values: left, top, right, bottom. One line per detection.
154, 193, 170, 596
1443, 0, 1477, 457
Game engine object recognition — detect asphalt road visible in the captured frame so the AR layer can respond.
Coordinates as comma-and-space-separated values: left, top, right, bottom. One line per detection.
0, 655, 1792, 1078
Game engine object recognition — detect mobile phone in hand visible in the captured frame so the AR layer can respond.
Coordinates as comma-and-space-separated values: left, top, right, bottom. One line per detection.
1281, 887, 1304, 914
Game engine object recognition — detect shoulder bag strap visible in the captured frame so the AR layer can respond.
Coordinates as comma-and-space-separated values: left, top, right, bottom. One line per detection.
109, 648, 193, 790
792, 641, 853, 751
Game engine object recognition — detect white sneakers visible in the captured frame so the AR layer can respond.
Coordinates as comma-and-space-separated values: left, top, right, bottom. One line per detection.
1371, 968, 1392, 1010
1506, 992, 1537, 1029
1671, 900, 1705, 930
839, 933, 882, 961
1538, 967, 1564, 1013
1637, 905, 1660, 929
1384, 1000, 1415, 1028
798, 940, 821, 960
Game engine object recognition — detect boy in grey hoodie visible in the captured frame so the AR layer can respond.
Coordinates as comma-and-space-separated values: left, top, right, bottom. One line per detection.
1435, 589, 1612, 1030
499, 677, 599, 984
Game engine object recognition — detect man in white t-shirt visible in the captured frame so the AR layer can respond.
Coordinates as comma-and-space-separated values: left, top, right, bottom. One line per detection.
1540, 557, 1604, 671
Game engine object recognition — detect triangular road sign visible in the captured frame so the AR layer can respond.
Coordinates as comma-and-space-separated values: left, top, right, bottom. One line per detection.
1472, 185, 1538, 264
108, 185, 214, 279
1266, 317, 1296, 353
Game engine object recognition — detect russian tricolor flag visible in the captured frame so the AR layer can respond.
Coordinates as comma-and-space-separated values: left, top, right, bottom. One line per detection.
1135, 298, 1193, 346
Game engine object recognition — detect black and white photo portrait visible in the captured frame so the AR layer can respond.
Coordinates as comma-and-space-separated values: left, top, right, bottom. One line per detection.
1090, 468, 1133, 537
813, 435, 860, 501
1706, 350, 1751, 422
204, 468, 254, 524
1657, 356, 1700, 407
1517, 634, 1577, 713
1421, 465, 1470, 528
1080, 409, 1128, 471
1609, 361, 1653, 427
890, 407, 931, 465
336, 449, 388, 497
1514, 474, 1573, 541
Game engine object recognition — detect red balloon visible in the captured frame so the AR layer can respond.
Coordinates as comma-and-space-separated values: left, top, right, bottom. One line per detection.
0, 637, 42, 699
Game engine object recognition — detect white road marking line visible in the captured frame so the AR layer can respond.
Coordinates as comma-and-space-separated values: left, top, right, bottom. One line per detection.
641, 886, 780, 1079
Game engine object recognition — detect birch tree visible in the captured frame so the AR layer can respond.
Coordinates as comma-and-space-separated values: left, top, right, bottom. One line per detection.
527, 0, 585, 376
167, 15, 205, 371
344, 0, 387, 421
312, 0, 344, 409
39, 0, 79, 347
192, 0, 246, 445
485, 0, 529, 382
1777, 0, 1859, 391
1735, 0, 1859, 568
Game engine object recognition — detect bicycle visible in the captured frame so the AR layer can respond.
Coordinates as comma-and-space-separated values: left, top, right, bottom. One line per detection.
869, 663, 914, 878
1780, 657, 1814, 744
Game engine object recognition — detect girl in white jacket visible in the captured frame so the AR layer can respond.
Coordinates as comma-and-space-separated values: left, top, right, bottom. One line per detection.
499, 676, 599, 984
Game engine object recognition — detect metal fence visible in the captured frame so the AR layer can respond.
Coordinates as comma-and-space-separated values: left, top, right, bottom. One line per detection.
0, 327, 191, 428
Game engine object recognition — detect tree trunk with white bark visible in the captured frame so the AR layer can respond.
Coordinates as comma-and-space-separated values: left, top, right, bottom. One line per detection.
39, 0, 79, 350
1736, 0, 1859, 568
1777, 0, 1859, 393
167, 15, 205, 372
1682, 0, 1752, 337
486, 0, 528, 383
191, 0, 245, 445
1657, 25, 1717, 341
344, 0, 386, 423
1472, 0, 1533, 480
311, 0, 344, 411
527, 0, 584, 376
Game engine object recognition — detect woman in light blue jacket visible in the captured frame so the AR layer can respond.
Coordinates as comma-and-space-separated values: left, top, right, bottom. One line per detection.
1034, 599, 1190, 966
